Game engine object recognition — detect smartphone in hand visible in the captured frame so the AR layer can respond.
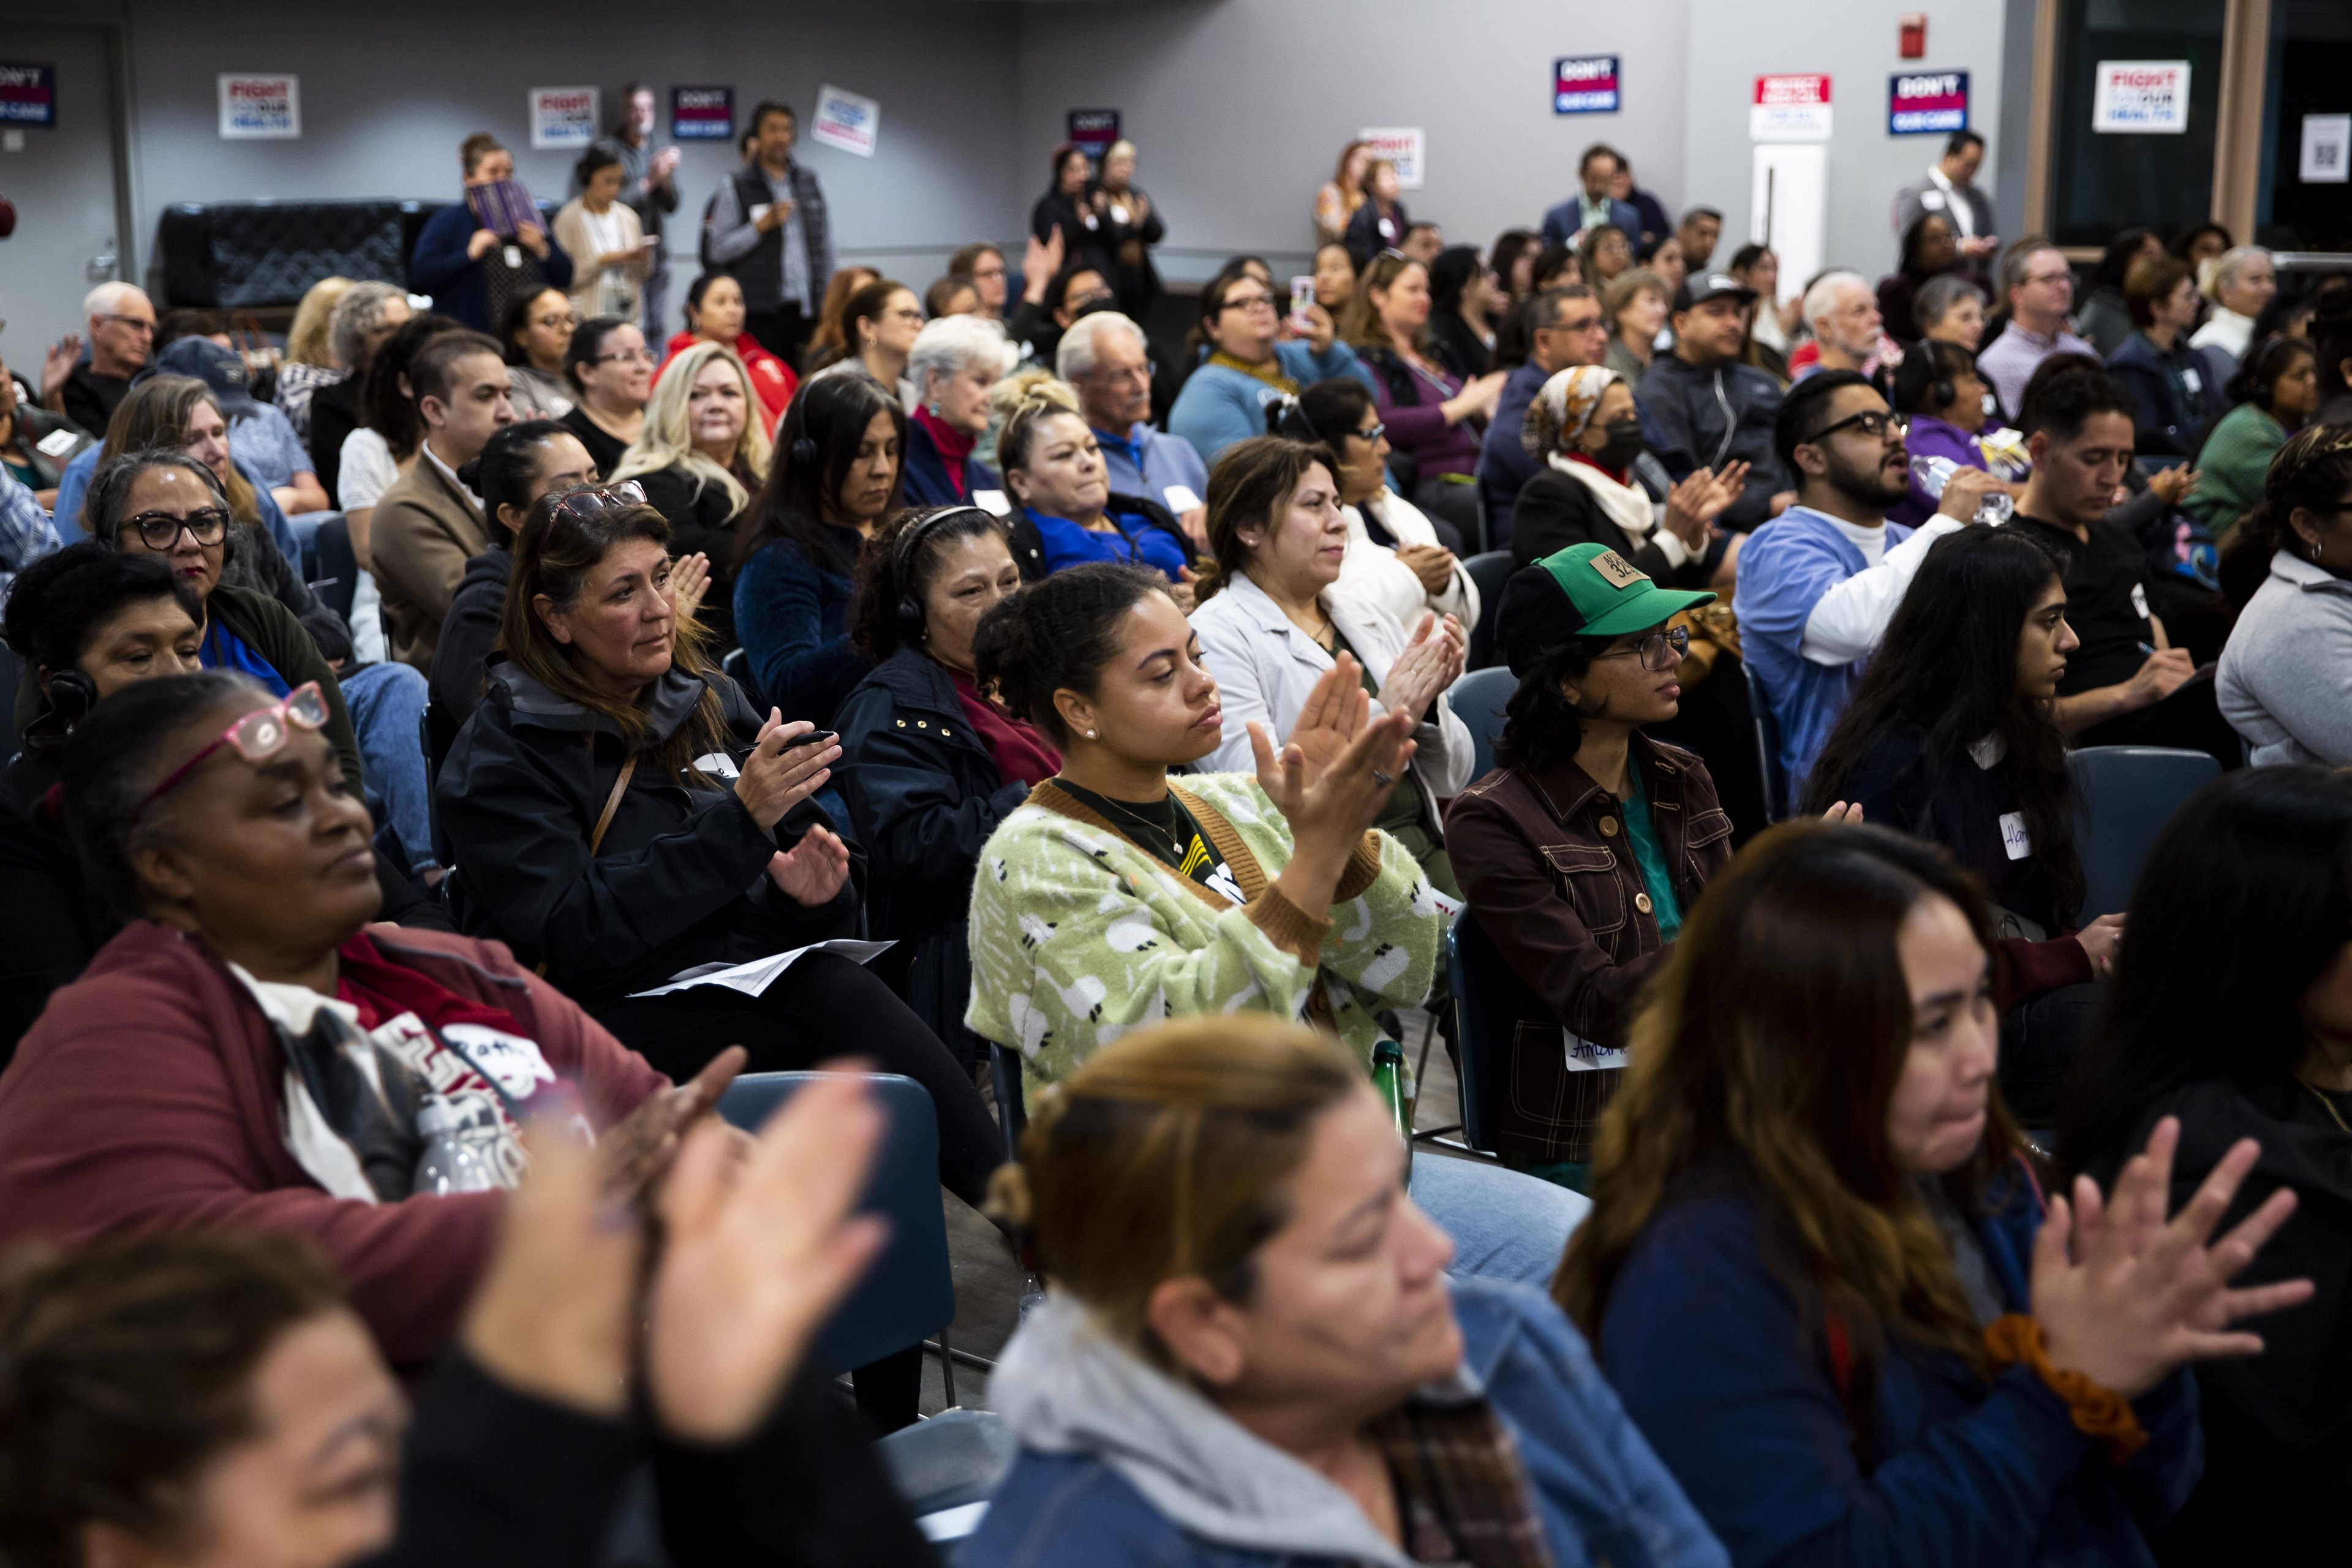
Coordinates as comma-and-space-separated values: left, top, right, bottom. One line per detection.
1289, 275, 1315, 332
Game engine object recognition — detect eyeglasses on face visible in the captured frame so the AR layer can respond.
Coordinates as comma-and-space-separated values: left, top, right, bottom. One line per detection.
550, 480, 648, 525
130, 682, 333, 826
590, 348, 657, 366
1219, 291, 1277, 314
1351, 421, 1387, 443
122, 508, 230, 551
533, 310, 581, 331
96, 314, 156, 333
1811, 409, 1908, 444
1591, 625, 1691, 673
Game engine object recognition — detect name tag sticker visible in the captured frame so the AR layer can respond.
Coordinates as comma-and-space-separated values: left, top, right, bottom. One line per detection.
748, 203, 773, 223
1587, 549, 1649, 589
1163, 483, 1203, 513
1999, 811, 2033, 861
1562, 1030, 1630, 1073
502, 244, 522, 270
2130, 581, 2150, 619
36, 427, 78, 457
2180, 366, 2203, 394
972, 488, 1012, 516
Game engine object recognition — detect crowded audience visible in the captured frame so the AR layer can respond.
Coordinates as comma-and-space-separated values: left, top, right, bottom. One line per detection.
5, 87, 2352, 1568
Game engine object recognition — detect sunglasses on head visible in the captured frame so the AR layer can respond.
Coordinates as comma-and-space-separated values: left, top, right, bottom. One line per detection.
130, 682, 331, 827
549, 481, 649, 526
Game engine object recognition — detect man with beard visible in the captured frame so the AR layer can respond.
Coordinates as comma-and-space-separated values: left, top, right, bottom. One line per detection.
1733, 369, 2006, 805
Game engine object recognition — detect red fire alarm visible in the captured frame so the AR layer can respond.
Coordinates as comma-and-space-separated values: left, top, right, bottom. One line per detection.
1899, 13, 1928, 59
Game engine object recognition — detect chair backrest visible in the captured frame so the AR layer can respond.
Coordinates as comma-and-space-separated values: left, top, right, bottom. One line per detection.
716, 1071, 956, 1373
1449, 665, 1517, 784
1461, 551, 1517, 671
2067, 745, 2221, 919
722, 645, 764, 712
1740, 659, 1789, 823
1446, 916, 1515, 1153
307, 514, 358, 625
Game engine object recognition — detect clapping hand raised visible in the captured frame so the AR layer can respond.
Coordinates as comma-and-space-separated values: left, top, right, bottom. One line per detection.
733, 709, 838, 831
2032, 1117, 2311, 1399
1250, 655, 1416, 853
1376, 611, 1465, 723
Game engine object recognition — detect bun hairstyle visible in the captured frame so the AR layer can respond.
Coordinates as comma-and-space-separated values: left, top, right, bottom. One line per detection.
973, 560, 1167, 746
984, 1017, 1363, 1365
1194, 435, 1338, 605
993, 372, 1085, 485
456, 419, 573, 544
573, 143, 623, 189
2220, 423, 2352, 609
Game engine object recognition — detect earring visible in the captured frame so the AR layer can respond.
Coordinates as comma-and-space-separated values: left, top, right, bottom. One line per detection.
1085, 729, 1098, 739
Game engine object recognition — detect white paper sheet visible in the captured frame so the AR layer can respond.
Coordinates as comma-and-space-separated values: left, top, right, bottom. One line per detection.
625, 939, 895, 999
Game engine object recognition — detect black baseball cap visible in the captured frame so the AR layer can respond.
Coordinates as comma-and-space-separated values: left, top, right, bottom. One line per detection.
1673, 272, 1760, 312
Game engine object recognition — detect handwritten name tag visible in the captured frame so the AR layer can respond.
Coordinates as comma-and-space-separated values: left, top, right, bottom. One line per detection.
1563, 1030, 1630, 1073
1999, 811, 2033, 861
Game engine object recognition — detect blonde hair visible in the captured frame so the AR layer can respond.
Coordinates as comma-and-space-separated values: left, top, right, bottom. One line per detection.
285, 277, 353, 368
992, 371, 1085, 481
988, 1017, 1364, 1363
1602, 268, 1670, 334
610, 339, 772, 514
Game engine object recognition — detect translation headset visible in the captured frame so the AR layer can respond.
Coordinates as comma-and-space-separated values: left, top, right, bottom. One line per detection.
2244, 336, 2297, 412
43, 668, 99, 727
1270, 393, 1327, 445
892, 506, 996, 643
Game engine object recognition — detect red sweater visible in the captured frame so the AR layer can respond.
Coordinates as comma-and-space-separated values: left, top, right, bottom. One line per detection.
0, 922, 665, 1368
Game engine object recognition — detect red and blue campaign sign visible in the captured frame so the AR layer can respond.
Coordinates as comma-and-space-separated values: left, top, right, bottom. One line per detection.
1555, 55, 1621, 115
0, 62, 56, 127
1067, 109, 1121, 159
1888, 70, 1969, 135
671, 86, 733, 141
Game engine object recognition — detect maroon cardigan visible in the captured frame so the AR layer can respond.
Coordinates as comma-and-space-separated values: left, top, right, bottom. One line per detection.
0, 921, 665, 1368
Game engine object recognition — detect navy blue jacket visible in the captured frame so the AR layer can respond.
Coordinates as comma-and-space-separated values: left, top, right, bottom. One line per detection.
2105, 333, 2220, 459
832, 649, 1030, 1068
1477, 358, 1554, 547
1599, 1161, 2200, 1568
899, 418, 1000, 510
409, 203, 576, 334
1542, 195, 1642, 247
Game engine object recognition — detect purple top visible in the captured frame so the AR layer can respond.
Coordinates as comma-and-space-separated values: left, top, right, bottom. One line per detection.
1890, 414, 1986, 529
1359, 348, 1480, 480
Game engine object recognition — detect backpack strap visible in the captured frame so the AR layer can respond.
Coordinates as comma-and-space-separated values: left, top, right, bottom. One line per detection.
589, 756, 639, 856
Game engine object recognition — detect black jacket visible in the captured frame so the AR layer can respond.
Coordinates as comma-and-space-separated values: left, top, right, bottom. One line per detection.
225, 523, 354, 666
431, 546, 510, 728
368, 1347, 934, 1568
1508, 465, 1715, 586
437, 663, 860, 1005
1633, 353, 1790, 532
308, 374, 363, 508
834, 649, 1030, 1066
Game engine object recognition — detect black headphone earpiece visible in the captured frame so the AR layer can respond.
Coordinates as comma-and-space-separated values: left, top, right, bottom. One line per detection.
1931, 376, 1957, 411
45, 668, 98, 726
892, 507, 992, 645
2245, 337, 2291, 411
791, 435, 819, 467
1269, 394, 1326, 445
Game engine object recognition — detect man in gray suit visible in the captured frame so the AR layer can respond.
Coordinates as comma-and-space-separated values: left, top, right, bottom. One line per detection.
1894, 130, 1999, 268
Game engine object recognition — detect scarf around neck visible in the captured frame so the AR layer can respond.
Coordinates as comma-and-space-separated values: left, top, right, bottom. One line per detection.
911, 403, 978, 497
1547, 449, 1657, 542
1207, 350, 1298, 394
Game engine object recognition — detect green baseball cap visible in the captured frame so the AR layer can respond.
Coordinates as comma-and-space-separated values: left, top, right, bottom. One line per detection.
1497, 542, 1716, 676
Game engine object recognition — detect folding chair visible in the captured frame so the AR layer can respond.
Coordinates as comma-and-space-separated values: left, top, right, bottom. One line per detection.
1461, 551, 1517, 671
2067, 745, 2221, 918
1449, 665, 1516, 783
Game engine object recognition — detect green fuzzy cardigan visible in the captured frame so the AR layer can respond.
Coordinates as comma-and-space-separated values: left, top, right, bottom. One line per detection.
965, 771, 1444, 1087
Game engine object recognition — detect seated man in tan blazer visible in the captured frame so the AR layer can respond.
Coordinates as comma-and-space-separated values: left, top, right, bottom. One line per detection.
371, 330, 515, 671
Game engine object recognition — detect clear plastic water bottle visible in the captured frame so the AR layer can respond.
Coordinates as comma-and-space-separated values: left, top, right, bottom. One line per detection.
1909, 455, 2014, 526
412, 1098, 497, 1197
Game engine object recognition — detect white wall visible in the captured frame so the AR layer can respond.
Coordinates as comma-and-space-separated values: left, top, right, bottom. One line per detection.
4, 0, 1030, 295
1680, 0, 2009, 284
1014, 0, 1694, 281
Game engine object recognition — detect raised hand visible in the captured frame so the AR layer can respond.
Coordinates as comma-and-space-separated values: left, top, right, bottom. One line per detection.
461, 1121, 642, 1416
41, 335, 80, 404
646, 1069, 889, 1442
668, 551, 711, 624
1820, 801, 1865, 823
766, 824, 850, 907
595, 1046, 748, 1208
1251, 656, 1369, 809
734, 709, 838, 831
2032, 1117, 2312, 1398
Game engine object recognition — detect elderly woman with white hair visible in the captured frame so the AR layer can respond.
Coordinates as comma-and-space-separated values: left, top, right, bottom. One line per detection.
2189, 244, 2278, 373
609, 338, 772, 644
903, 314, 1019, 507
1509, 364, 1746, 586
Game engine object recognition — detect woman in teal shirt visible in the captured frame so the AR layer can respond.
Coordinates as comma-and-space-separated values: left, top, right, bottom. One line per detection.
2192, 334, 2318, 541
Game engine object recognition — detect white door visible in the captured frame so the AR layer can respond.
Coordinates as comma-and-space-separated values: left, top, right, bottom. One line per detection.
0, 24, 128, 372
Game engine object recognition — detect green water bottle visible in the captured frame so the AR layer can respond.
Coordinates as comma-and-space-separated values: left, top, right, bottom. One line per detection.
1372, 1038, 1413, 1183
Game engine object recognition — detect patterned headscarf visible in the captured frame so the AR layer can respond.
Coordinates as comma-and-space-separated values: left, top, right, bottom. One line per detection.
1521, 364, 1623, 459
2267, 421, 2352, 497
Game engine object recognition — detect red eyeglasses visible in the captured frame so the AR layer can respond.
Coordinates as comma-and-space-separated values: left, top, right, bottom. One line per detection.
130, 682, 331, 827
